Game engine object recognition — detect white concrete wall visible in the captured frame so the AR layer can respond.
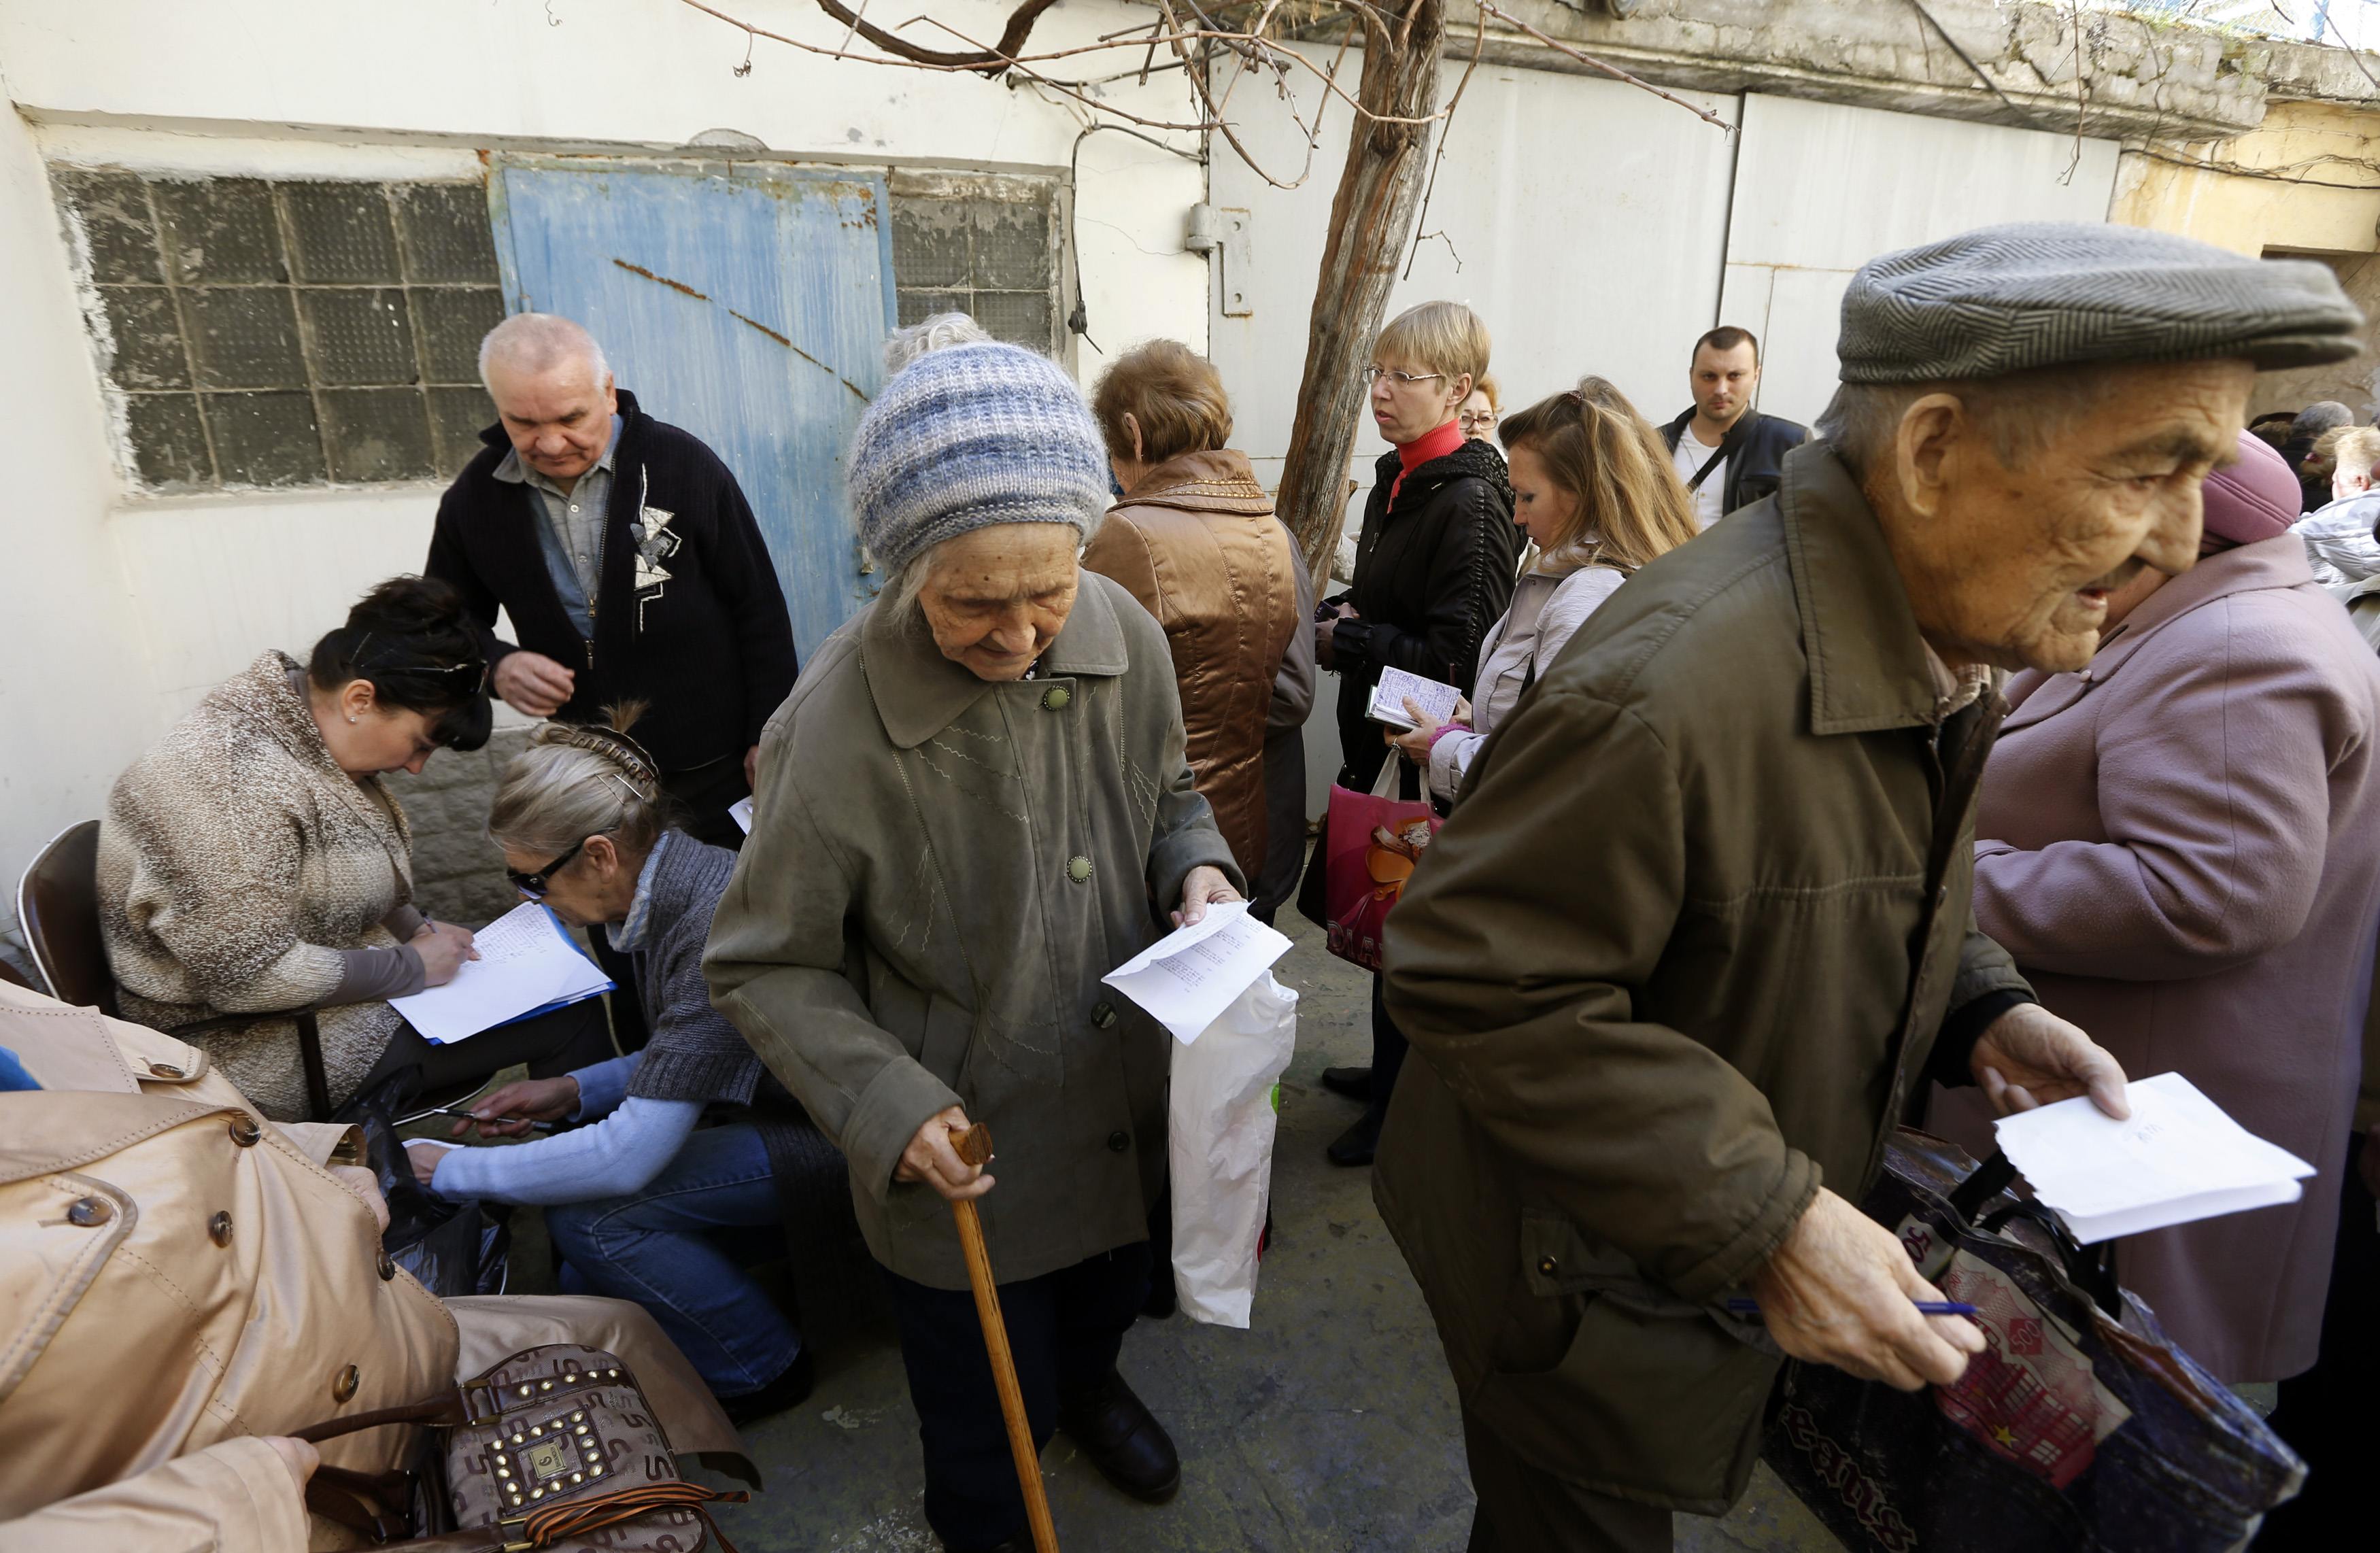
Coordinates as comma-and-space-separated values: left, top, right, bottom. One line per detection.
1204, 49, 1741, 526
1718, 95, 2120, 427
0, 94, 153, 965
0, 0, 1207, 965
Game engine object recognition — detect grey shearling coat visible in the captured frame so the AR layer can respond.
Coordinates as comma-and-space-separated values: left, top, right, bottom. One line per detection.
704, 572, 1240, 1290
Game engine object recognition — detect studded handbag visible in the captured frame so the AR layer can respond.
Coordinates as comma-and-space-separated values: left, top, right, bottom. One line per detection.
294, 1342, 748, 1551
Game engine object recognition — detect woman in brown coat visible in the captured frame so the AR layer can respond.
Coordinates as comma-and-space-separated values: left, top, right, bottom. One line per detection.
1083, 340, 1302, 880
1935, 430, 2380, 1384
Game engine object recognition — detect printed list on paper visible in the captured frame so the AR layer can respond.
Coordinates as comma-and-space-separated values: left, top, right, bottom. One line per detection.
1102, 901, 1293, 1044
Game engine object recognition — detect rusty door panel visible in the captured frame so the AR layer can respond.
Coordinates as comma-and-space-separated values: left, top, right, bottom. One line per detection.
488, 156, 897, 662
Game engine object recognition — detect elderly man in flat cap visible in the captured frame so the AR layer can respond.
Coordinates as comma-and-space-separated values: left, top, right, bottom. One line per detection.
1372, 222, 2364, 1551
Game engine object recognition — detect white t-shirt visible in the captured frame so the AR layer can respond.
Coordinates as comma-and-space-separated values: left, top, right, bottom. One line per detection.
1672, 424, 1729, 530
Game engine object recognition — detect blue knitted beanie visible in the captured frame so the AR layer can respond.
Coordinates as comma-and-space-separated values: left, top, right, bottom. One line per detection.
849, 341, 1109, 580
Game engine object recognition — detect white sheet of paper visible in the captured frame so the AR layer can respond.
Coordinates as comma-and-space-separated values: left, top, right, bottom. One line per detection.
1101, 901, 1293, 1045
388, 903, 612, 1045
1367, 666, 1462, 732
1992, 1072, 2315, 1244
729, 796, 754, 835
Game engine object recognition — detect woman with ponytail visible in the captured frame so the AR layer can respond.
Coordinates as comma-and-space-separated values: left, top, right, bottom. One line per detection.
1384, 377, 1701, 804
403, 708, 823, 1421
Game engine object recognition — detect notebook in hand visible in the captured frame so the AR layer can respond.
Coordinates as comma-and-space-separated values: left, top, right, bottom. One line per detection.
1367, 666, 1462, 732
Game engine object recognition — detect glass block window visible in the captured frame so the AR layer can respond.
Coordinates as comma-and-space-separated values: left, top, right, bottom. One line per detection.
888, 171, 1063, 355
50, 170, 505, 492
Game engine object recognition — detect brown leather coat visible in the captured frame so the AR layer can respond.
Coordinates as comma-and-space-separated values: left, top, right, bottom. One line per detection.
1083, 449, 1300, 877
0, 981, 743, 1552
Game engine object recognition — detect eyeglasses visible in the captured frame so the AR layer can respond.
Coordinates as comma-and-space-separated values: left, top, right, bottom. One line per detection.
508, 835, 595, 901
1459, 410, 1498, 432
1361, 367, 1446, 388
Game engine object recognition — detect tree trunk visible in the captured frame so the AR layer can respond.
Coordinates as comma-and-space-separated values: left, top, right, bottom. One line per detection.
1274, 2, 1447, 587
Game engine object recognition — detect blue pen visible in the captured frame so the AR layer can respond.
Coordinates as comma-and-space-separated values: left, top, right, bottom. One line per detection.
1724, 1297, 1979, 1318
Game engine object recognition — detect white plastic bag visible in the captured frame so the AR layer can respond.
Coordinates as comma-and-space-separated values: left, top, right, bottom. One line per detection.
1168, 970, 1298, 1327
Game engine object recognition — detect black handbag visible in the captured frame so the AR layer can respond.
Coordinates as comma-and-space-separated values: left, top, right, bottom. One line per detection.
339, 1068, 511, 1298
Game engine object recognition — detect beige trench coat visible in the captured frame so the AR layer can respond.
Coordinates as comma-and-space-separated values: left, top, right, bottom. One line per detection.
706, 572, 1239, 1291
0, 981, 743, 1552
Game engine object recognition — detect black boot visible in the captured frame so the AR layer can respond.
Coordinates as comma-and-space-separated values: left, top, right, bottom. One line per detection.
1319, 1065, 1372, 1101
1327, 1111, 1380, 1167
721, 1347, 815, 1426
1057, 1370, 1180, 1503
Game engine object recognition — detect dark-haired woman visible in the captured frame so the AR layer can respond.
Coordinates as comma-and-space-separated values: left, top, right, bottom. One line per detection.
97, 575, 612, 1120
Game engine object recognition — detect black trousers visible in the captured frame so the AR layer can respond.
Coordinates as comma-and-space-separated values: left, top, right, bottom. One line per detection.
1462, 1410, 1673, 1553
358, 995, 615, 1100
885, 1242, 1153, 1552
1365, 971, 1408, 1126
596, 755, 751, 1052
2263, 1132, 2377, 1549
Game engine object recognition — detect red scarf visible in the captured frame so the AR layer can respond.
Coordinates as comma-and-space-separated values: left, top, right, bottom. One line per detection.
1389, 419, 1465, 506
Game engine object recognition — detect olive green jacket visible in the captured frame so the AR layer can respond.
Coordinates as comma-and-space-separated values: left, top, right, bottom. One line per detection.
1375, 444, 2031, 1512
705, 573, 1239, 1290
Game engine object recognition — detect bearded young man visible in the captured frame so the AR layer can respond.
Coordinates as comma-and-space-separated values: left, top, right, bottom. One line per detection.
1659, 326, 1807, 530
1374, 223, 2363, 1552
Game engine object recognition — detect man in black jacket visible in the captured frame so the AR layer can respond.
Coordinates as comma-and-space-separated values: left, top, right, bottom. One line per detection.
1660, 326, 1807, 529
426, 313, 798, 849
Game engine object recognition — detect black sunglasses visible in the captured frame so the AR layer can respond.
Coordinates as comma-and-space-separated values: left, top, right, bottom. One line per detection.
508, 834, 594, 900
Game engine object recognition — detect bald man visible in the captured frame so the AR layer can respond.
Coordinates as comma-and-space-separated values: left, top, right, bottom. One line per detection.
426, 314, 797, 849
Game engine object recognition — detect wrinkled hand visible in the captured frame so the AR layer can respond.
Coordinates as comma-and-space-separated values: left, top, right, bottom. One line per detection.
1173, 864, 1242, 928
1748, 1187, 1986, 1390
492, 650, 577, 717
1387, 692, 1470, 762
264, 1436, 320, 1497
1971, 1002, 2130, 1119
328, 1163, 390, 1232
412, 920, 479, 987
449, 1075, 579, 1139
896, 1105, 993, 1202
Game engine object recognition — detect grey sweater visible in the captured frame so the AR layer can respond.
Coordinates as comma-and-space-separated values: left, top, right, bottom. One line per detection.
619, 831, 768, 1105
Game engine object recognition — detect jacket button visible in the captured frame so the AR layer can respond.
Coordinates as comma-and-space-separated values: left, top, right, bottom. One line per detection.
1537, 1256, 1559, 1278
377, 1249, 397, 1281
208, 1211, 235, 1247
65, 1197, 114, 1228
228, 1116, 262, 1147
1067, 856, 1093, 884
148, 1062, 186, 1079
1106, 1130, 1130, 1154
332, 1365, 360, 1403
1091, 1002, 1118, 1029
1040, 685, 1072, 711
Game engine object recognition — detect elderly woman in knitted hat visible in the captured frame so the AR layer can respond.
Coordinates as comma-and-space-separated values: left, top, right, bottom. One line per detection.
706, 341, 1240, 1550
1931, 428, 2380, 1390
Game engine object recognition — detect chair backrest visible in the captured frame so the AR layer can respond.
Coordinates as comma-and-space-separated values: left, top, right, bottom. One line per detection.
18, 820, 118, 1016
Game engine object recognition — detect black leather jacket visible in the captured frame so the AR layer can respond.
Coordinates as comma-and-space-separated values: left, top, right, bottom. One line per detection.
1328, 437, 1519, 792
1661, 407, 1808, 520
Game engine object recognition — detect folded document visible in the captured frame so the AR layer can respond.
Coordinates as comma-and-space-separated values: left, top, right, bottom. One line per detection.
388, 902, 613, 1046
1102, 901, 1293, 1044
1992, 1072, 2315, 1244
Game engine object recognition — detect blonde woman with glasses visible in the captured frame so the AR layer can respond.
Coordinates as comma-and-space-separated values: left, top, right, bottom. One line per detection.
1315, 301, 1521, 1166
1387, 378, 1700, 804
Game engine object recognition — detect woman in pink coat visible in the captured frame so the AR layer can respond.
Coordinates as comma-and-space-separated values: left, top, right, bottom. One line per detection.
1943, 429, 2380, 1384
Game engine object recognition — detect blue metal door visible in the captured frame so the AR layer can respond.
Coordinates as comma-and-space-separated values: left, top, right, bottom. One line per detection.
488, 156, 896, 662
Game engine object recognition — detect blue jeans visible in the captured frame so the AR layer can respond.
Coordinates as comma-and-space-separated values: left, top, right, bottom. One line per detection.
545, 1122, 801, 1397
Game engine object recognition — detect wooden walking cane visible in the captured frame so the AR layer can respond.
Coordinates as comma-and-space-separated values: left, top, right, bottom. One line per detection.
949, 1123, 1059, 1553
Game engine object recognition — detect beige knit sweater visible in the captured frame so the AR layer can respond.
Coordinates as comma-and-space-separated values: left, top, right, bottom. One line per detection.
99, 651, 416, 1118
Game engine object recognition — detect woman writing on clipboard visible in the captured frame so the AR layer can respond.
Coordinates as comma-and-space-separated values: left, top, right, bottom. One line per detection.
405, 710, 830, 1422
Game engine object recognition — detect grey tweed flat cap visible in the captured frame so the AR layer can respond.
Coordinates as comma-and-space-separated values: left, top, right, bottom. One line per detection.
1838, 221, 2364, 383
